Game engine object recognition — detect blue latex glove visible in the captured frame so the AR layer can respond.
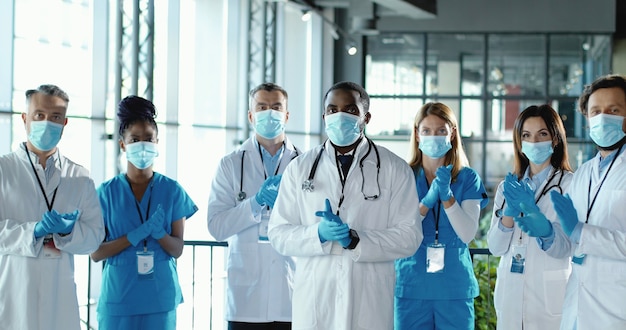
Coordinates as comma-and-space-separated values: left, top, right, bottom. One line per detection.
34, 210, 77, 238
255, 175, 282, 208
550, 191, 579, 237
127, 221, 153, 246
420, 183, 439, 209
503, 174, 535, 216
148, 205, 167, 240
315, 199, 350, 246
501, 173, 522, 217
34, 211, 55, 238
435, 165, 454, 201
513, 202, 554, 238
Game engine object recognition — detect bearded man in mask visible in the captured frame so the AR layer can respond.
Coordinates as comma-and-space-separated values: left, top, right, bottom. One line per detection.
0, 84, 105, 329
267, 81, 423, 330
208, 82, 300, 330
511, 74, 626, 329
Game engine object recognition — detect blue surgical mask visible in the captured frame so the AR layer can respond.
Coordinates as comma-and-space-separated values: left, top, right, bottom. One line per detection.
28, 120, 64, 152
589, 113, 626, 147
419, 135, 452, 159
521, 140, 553, 165
254, 110, 286, 139
325, 112, 362, 147
125, 142, 158, 170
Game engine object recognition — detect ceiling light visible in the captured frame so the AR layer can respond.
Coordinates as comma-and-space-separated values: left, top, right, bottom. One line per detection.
301, 10, 311, 22
346, 42, 357, 56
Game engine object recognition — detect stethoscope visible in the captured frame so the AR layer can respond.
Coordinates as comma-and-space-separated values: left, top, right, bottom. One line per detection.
237, 143, 299, 201
301, 137, 381, 201
494, 168, 565, 218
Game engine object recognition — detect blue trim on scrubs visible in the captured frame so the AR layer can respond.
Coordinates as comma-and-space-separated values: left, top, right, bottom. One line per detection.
97, 172, 198, 317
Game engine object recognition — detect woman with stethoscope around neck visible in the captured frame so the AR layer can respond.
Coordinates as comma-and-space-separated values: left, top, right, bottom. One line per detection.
487, 104, 574, 330
394, 102, 488, 330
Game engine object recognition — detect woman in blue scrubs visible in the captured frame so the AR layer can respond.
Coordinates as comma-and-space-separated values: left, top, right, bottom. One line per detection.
91, 95, 198, 330
395, 102, 488, 330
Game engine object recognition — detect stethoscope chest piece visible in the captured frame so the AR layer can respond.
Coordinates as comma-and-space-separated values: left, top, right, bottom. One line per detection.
302, 179, 314, 192
237, 191, 247, 201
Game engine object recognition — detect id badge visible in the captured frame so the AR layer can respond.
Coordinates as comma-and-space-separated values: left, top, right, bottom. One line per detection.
258, 208, 270, 243
136, 250, 155, 279
572, 254, 586, 265
42, 234, 61, 258
510, 244, 527, 274
426, 243, 445, 273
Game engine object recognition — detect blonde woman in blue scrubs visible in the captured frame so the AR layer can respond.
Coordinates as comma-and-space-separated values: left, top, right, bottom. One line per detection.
91, 96, 198, 330
395, 102, 488, 330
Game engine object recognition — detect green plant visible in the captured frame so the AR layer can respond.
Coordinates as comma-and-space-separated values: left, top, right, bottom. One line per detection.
472, 211, 499, 330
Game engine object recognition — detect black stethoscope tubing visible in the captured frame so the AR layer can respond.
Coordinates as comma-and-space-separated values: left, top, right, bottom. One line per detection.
237, 144, 298, 201
302, 137, 380, 201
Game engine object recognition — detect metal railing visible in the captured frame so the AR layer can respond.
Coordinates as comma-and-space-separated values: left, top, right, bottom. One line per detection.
80, 242, 496, 330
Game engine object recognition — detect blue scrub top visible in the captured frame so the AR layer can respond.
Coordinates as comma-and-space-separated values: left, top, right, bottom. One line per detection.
97, 172, 198, 316
395, 166, 488, 300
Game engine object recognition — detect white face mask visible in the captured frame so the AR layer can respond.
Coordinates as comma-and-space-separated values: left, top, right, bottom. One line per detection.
589, 113, 626, 148
125, 142, 159, 169
254, 110, 286, 139
324, 112, 363, 147
419, 135, 452, 159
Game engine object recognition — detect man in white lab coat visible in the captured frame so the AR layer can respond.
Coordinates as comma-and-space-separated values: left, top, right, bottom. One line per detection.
514, 74, 626, 329
0, 84, 105, 329
208, 83, 299, 330
268, 81, 422, 330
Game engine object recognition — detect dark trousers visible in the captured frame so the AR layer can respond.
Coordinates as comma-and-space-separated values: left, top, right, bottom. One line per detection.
228, 321, 291, 330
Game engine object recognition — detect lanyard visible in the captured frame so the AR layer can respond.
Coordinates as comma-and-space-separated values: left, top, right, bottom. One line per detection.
24, 143, 58, 212
125, 175, 154, 248
433, 200, 441, 243
334, 150, 352, 211
586, 145, 622, 223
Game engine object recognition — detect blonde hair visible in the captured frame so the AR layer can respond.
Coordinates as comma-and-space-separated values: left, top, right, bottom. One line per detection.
408, 102, 469, 181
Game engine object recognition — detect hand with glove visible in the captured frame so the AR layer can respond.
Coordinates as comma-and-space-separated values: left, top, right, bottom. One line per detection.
513, 202, 553, 238
420, 183, 439, 209
147, 204, 167, 240
315, 199, 351, 246
127, 220, 154, 246
550, 191, 580, 237
502, 174, 535, 216
255, 174, 282, 208
34, 210, 78, 238
435, 165, 454, 202
500, 173, 522, 217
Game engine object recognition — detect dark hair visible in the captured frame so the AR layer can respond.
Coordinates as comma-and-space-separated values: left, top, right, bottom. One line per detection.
117, 95, 158, 136
512, 104, 572, 176
249, 82, 288, 109
323, 81, 370, 113
578, 74, 626, 115
25, 84, 69, 103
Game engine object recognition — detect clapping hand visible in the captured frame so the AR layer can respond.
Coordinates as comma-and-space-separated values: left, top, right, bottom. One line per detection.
435, 165, 453, 202
514, 202, 553, 238
503, 173, 535, 216
550, 191, 579, 237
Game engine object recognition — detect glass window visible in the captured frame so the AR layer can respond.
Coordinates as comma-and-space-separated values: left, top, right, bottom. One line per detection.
367, 97, 423, 136
366, 34, 424, 96
488, 34, 546, 97
426, 34, 484, 96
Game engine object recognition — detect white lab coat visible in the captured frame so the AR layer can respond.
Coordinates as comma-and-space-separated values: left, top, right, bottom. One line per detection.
487, 167, 573, 330
548, 150, 626, 330
0, 145, 105, 330
207, 137, 299, 322
268, 138, 422, 330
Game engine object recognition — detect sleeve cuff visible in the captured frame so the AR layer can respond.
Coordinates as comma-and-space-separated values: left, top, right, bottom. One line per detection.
536, 229, 555, 251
